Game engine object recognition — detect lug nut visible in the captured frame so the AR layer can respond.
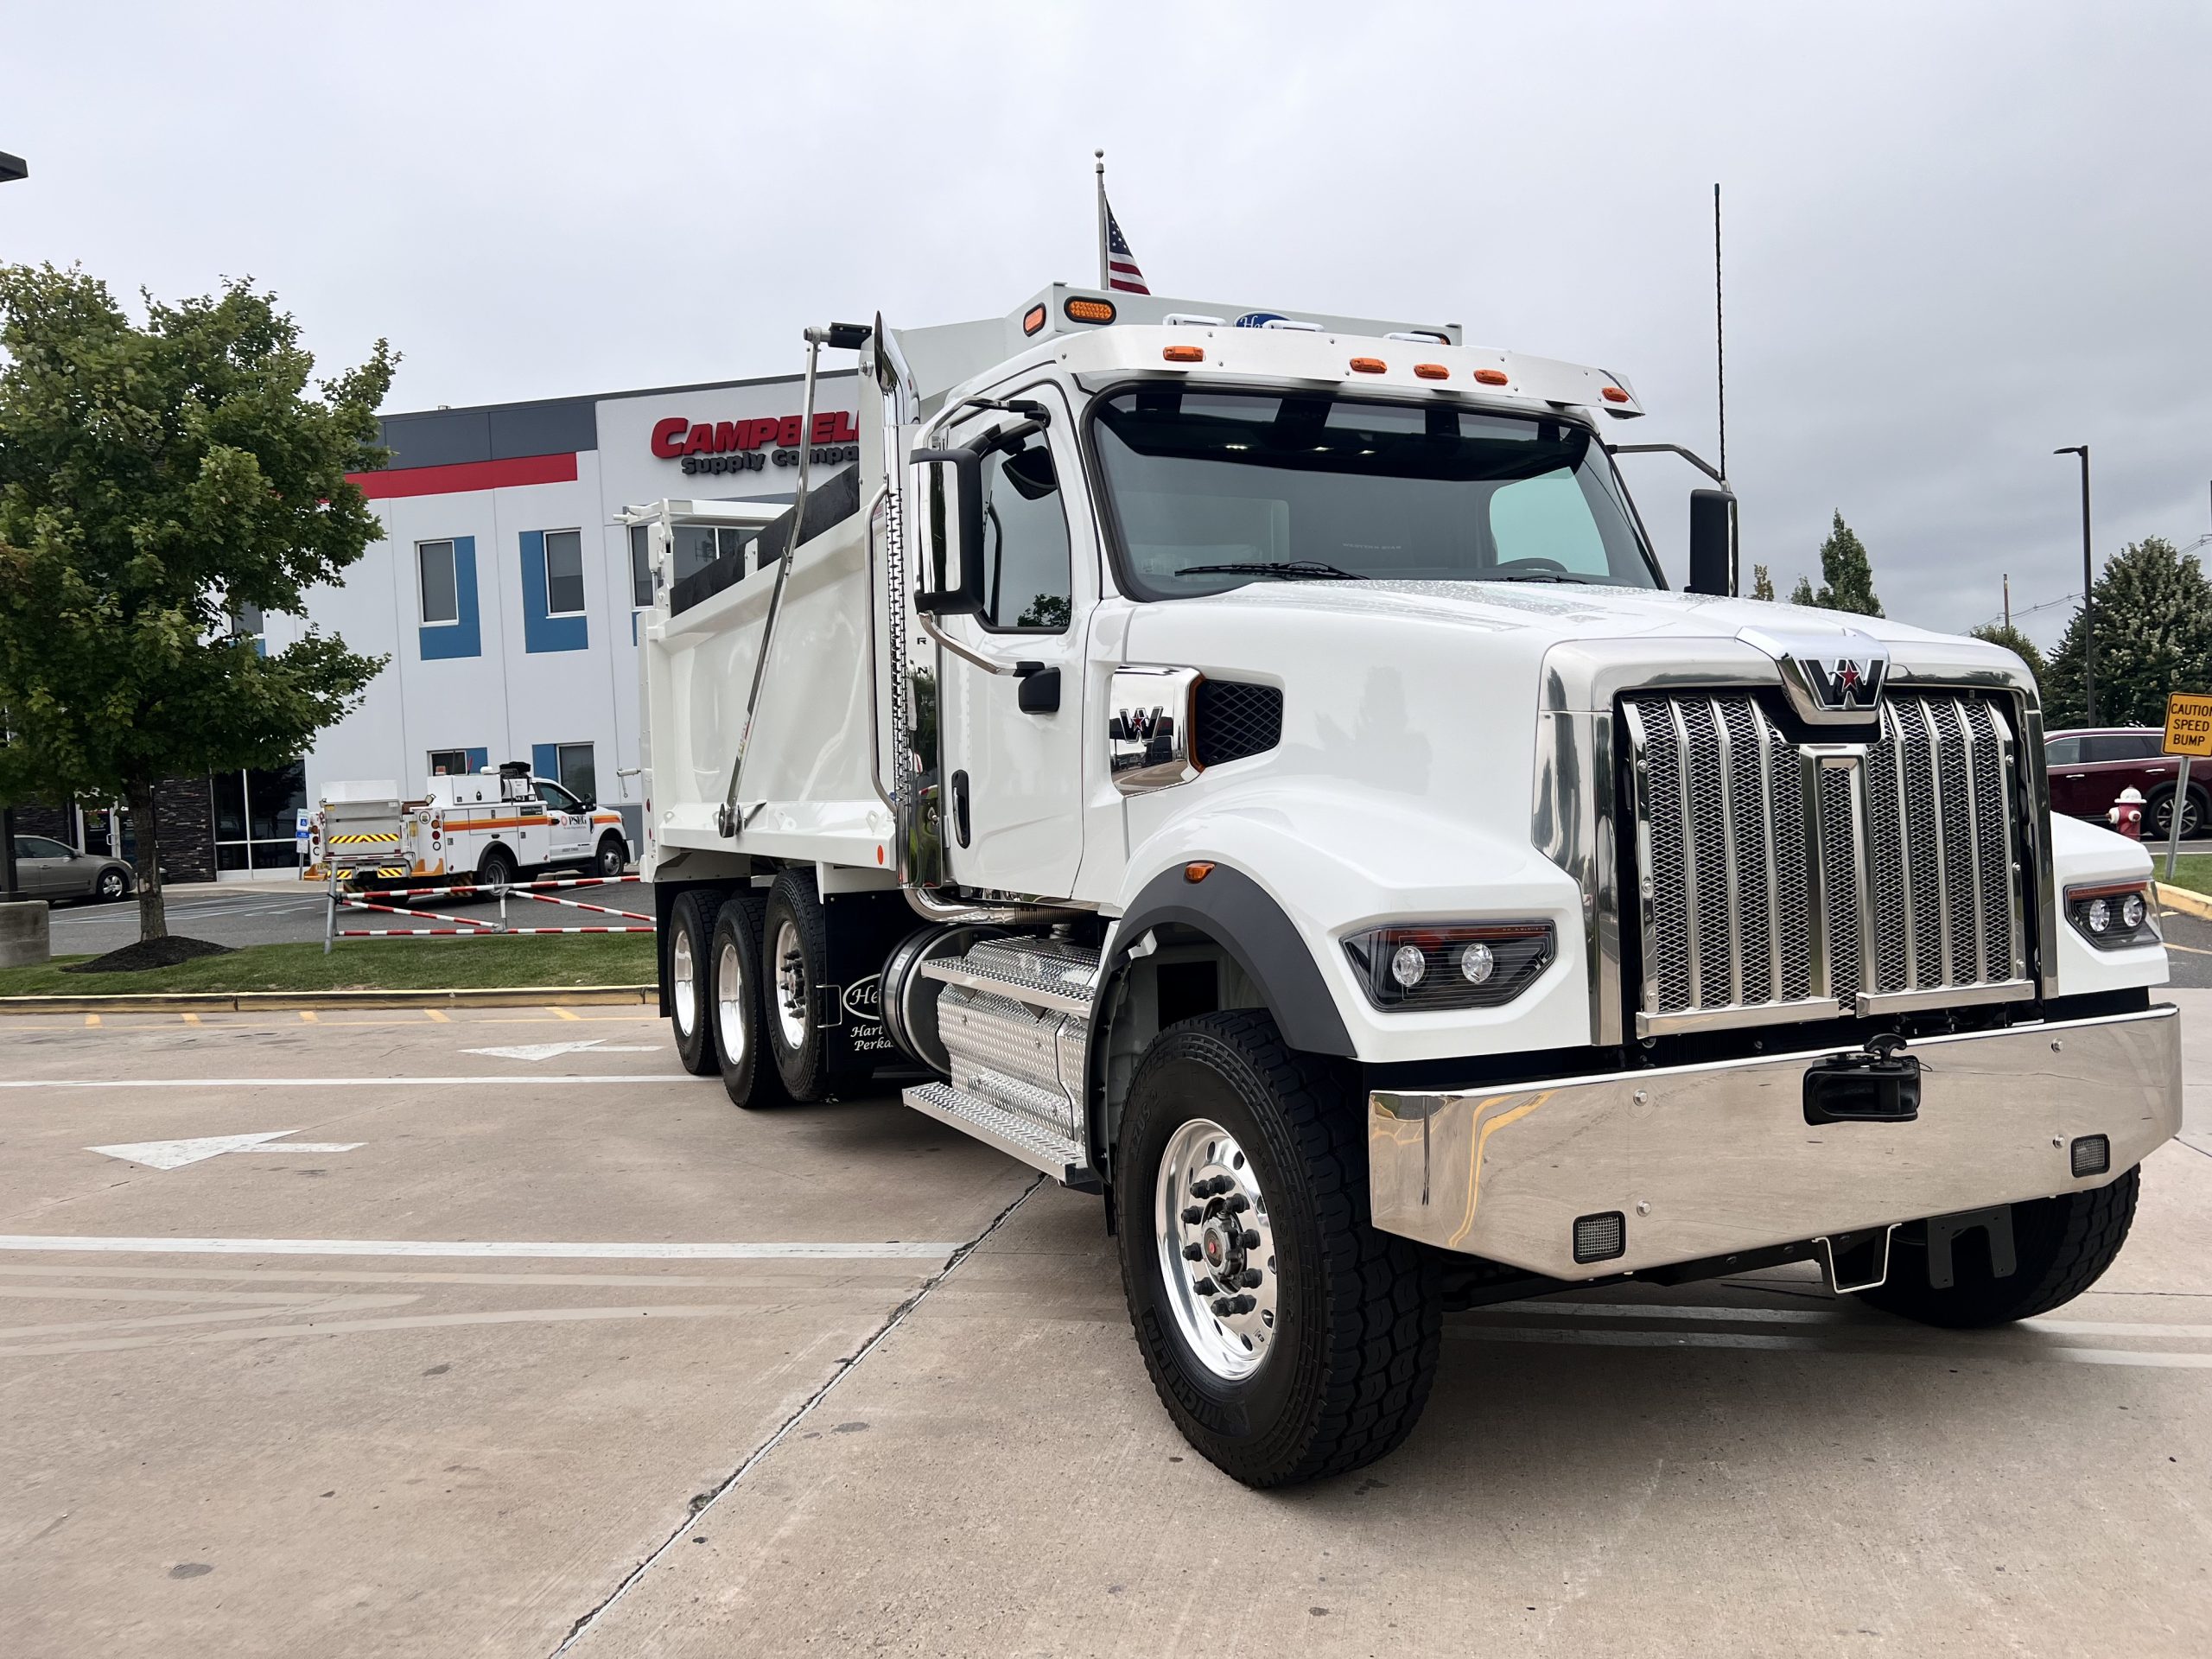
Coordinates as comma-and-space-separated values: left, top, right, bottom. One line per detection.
1211, 1175, 1236, 1196
1181, 1205, 1203, 1225
1191, 1176, 1209, 1198
1224, 1192, 1249, 1213
1192, 1278, 1216, 1296
1241, 1230, 1262, 1250
1241, 1268, 1263, 1289
1231, 1294, 1256, 1314
1183, 1243, 1203, 1262
1211, 1297, 1233, 1318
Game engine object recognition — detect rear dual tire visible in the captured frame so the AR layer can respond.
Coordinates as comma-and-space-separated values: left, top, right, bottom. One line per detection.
668, 891, 719, 1077
710, 893, 790, 1110
1116, 1010, 1440, 1488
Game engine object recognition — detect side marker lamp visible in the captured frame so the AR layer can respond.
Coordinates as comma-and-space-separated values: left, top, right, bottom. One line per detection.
1065, 296, 1117, 325
1162, 344, 1205, 363
1472, 368, 1510, 386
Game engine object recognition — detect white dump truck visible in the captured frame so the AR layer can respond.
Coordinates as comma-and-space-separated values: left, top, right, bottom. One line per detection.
633, 285, 2181, 1486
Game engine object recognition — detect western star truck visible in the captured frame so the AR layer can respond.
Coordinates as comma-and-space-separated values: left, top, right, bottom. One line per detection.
632, 285, 2182, 1486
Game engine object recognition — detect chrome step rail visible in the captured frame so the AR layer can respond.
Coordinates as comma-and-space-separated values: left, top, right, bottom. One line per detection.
900, 935, 1101, 1189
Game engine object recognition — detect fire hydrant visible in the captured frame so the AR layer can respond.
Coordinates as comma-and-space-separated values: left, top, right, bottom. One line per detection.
2109, 785, 2145, 841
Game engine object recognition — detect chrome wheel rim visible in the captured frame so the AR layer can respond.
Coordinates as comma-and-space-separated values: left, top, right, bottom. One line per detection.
1155, 1117, 1278, 1382
99, 873, 124, 899
772, 918, 808, 1050
671, 929, 697, 1036
715, 938, 747, 1069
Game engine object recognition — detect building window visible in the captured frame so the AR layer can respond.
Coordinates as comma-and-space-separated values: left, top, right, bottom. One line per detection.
671, 524, 752, 588
629, 524, 654, 607
428, 748, 469, 777
419, 540, 460, 625
556, 742, 597, 805
543, 530, 587, 616
211, 761, 308, 872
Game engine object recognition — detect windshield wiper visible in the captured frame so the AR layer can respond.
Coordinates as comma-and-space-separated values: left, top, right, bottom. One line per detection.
1482, 571, 1593, 584
1175, 560, 1364, 582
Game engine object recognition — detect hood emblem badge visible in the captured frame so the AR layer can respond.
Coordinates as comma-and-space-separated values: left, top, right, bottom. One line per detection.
1736, 625, 1891, 725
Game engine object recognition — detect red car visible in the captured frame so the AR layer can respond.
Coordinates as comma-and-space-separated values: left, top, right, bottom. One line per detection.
2044, 727, 2207, 840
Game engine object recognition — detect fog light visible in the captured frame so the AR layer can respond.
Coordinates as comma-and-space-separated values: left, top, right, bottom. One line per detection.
1390, 944, 1427, 989
1573, 1211, 1625, 1265
2085, 897, 2111, 935
2121, 892, 2146, 931
2071, 1135, 2110, 1178
1460, 941, 1496, 984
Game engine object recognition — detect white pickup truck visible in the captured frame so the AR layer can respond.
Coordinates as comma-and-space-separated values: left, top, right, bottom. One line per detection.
633, 285, 2180, 1486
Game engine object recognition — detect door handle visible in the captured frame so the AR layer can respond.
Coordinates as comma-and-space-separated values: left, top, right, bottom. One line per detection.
950, 769, 971, 848
1013, 662, 1061, 715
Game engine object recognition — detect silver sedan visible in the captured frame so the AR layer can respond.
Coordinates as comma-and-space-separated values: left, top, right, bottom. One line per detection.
10, 835, 132, 904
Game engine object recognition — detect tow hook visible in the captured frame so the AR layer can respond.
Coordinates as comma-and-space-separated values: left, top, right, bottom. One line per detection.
1803, 1031, 1921, 1125
1815, 1225, 1898, 1294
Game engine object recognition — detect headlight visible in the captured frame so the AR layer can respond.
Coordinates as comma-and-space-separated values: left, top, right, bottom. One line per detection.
1344, 922, 1554, 1010
2064, 881, 2160, 950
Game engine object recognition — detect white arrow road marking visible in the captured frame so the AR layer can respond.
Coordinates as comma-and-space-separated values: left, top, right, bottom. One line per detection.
86, 1131, 365, 1171
461, 1038, 662, 1062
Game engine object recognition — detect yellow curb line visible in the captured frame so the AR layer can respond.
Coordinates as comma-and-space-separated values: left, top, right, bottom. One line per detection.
2156, 882, 2212, 923
0, 984, 658, 1015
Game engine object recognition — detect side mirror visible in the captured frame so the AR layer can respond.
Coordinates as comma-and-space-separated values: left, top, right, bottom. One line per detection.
910, 445, 986, 615
1688, 488, 1736, 597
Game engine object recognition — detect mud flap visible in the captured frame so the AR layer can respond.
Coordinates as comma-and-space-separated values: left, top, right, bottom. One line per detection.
818, 889, 935, 1090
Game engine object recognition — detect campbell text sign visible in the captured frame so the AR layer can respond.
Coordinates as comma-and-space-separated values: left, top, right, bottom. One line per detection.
650, 411, 860, 477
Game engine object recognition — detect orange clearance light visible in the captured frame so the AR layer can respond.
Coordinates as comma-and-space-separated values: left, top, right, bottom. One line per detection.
1162, 344, 1205, 363
1184, 861, 1217, 883
1472, 368, 1510, 385
1064, 296, 1117, 325
1414, 362, 1449, 380
1350, 356, 1388, 374
1021, 303, 1048, 336
1601, 385, 1630, 403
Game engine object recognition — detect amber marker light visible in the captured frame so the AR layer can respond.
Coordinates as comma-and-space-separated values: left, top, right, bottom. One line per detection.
1601, 385, 1630, 403
1162, 344, 1205, 363
1349, 356, 1387, 373
1021, 303, 1048, 336
1184, 861, 1217, 882
1414, 362, 1449, 380
1472, 368, 1509, 385
1065, 296, 1117, 324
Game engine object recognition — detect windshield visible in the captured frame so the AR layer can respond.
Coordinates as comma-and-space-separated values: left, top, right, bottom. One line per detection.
1090, 388, 1662, 597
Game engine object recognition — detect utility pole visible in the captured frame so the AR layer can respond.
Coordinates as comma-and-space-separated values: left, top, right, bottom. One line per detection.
0, 149, 26, 904
2054, 446, 2095, 726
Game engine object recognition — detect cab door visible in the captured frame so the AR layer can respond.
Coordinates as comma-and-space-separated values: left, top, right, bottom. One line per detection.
936, 389, 1089, 898
537, 780, 592, 864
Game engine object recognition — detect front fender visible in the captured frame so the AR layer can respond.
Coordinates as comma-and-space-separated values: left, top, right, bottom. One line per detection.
1105, 786, 1591, 1063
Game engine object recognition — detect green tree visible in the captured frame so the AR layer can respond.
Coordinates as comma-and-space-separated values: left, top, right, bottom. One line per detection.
1750, 563, 1775, 601
1789, 574, 1815, 606
1807, 512, 1884, 616
1967, 621, 2047, 697
2042, 537, 2212, 730
0, 266, 395, 940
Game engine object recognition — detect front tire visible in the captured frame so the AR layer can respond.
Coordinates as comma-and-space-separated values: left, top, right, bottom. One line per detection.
667, 890, 718, 1077
1115, 1010, 1440, 1488
594, 835, 628, 879
2148, 785, 2205, 842
96, 869, 128, 903
710, 893, 790, 1109
1855, 1166, 2140, 1328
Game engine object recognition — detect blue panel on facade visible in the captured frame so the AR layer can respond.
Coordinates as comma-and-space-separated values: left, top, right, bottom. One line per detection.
465, 746, 488, 774
531, 743, 560, 782
518, 530, 588, 653
419, 536, 480, 660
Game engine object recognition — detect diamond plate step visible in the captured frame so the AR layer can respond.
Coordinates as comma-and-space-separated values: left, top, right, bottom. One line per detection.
919, 936, 1098, 1014
904, 1080, 1099, 1190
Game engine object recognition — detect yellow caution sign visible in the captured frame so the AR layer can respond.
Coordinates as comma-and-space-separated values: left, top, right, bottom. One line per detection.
2164, 692, 2212, 758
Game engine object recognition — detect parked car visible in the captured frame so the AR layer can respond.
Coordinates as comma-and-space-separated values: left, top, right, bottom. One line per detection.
2045, 727, 2208, 840
9, 835, 134, 903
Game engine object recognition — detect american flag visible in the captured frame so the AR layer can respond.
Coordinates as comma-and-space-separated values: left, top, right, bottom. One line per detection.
1104, 199, 1149, 295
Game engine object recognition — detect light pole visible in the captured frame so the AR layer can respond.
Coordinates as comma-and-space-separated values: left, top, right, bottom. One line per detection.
1, 149, 23, 905
2055, 445, 2095, 727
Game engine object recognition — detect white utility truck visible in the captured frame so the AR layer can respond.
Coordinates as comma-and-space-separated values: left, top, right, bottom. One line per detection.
308, 762, 630, 886
634, 285, 2181, 1486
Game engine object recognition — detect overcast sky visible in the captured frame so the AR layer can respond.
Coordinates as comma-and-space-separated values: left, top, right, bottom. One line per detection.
5, 2, 2208, 645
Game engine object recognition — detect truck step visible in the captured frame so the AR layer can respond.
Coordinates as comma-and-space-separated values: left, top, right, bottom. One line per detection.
918, 935, 1098, 1014
903, 1080, 1099, 1190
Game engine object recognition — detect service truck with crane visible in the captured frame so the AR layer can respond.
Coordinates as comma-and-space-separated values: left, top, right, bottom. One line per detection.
631, 285, 2181, 1486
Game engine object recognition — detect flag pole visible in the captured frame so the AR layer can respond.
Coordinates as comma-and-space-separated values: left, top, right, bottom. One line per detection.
1095, 149, 1109, 289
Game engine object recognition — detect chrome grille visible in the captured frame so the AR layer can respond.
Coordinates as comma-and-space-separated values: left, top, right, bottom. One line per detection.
1624, 690, 2030, 1035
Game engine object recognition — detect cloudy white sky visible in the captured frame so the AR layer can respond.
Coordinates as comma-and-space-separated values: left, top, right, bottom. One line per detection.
4, 2, 2207, 645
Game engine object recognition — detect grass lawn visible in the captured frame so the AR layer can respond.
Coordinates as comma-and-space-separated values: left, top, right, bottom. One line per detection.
0, 932, 655, 997
2158, 852, 2212, 900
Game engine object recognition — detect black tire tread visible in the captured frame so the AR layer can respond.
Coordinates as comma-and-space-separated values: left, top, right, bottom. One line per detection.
763, 871, 832, 1102
1122, 1008, 1440, 1486
711, 893, 791, 1110
668, 889, 719, 1078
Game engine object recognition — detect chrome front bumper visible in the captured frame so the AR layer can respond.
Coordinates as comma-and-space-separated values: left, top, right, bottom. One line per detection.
1368, 1003, 2182, 1279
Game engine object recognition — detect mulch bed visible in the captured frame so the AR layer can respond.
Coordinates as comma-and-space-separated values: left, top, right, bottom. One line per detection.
61, 936, 235, 975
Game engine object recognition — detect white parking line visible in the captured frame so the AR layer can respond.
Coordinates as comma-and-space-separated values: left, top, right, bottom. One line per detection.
0, 1075, 690, 1089
0, 1236, 961, 1260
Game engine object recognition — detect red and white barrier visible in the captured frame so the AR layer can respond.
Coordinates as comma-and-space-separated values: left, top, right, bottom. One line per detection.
322, 871, 655, 950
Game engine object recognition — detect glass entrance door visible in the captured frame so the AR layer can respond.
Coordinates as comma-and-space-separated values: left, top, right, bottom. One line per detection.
213, 762, 308, 876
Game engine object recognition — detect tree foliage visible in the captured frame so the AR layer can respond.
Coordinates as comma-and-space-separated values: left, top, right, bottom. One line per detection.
1804, 512, 1884, 616
1788, 573, 1816, 607
1750, 563, 1775, 601
2041, 537, 2212, 730
1967, 621, 2047, 696
0, 265, 394, 938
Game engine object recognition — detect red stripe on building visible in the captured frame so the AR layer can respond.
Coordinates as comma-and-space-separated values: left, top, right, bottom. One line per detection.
346, 452, 580, 500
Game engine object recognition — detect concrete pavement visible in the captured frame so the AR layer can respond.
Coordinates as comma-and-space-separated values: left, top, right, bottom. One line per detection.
1, 995, 2207, 1657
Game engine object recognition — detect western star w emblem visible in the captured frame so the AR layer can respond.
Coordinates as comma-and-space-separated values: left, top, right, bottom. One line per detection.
1802, 654, 1886, 712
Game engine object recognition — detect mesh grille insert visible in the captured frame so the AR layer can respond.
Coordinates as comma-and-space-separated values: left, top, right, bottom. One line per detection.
1193, 681, 1283, 767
